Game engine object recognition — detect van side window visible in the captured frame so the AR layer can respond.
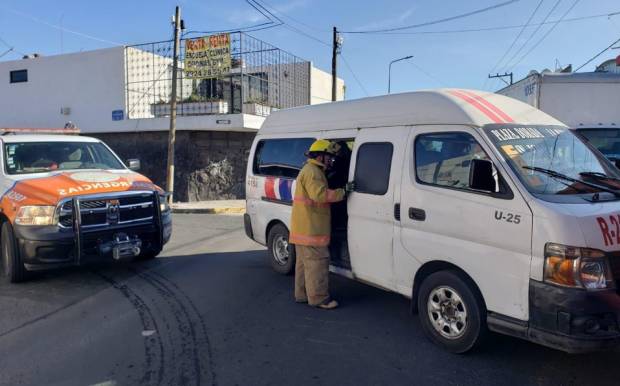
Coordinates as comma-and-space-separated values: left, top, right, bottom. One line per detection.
354, 142, 393, 195
415, 132, 496, 191
253, 138, 315, 178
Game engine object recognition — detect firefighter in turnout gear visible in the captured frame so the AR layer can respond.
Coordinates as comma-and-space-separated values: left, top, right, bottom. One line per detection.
290, 139, 346, 309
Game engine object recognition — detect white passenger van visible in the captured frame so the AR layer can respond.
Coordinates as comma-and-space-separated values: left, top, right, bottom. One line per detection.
244, 89, 620, 353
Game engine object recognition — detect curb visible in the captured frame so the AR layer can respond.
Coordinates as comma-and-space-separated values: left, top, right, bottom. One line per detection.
172, 207, 246, 214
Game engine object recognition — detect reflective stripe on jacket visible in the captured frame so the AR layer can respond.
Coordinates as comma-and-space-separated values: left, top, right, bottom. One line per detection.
290, 159, 345, 247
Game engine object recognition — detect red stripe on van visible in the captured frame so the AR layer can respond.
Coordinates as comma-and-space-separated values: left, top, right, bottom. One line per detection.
447, 90, 504, 123
264, 177, 276, 199
459, 90, 514, 123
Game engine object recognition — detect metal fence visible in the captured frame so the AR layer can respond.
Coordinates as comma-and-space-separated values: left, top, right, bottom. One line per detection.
124, 32, 310, 119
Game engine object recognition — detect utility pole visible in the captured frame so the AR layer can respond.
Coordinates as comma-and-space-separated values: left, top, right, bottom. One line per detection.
166, 6, 181, 204
331, 26, 338, 102
488, 72, 513, 86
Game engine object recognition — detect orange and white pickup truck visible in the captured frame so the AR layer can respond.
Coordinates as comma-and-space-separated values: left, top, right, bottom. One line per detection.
0, 132, 172, 282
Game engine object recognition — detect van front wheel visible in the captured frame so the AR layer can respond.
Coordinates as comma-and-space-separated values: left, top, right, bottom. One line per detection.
267, 224, 295, 275
417, 270, 486, 353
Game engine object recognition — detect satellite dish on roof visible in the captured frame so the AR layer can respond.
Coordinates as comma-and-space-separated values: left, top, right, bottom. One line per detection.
528, 70, 538, 76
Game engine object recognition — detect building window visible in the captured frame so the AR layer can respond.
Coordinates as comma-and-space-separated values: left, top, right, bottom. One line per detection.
354, 142, 393, 195
10, 69, 28, 83
253, 138, 315, 178
415, 132, 493, 191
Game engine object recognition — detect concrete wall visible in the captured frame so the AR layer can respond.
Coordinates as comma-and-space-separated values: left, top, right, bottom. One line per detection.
310, 65, 345, 104
93, 130, 255, 202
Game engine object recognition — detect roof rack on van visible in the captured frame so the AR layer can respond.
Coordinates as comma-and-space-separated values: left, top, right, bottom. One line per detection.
0, 127, 80, 135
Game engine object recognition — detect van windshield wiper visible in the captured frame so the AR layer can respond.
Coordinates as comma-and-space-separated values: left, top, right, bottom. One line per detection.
579, 171, 620, 182
523, 166, 620, 198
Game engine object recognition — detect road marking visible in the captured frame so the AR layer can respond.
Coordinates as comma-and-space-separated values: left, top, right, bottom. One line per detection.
142, 329, 156, 337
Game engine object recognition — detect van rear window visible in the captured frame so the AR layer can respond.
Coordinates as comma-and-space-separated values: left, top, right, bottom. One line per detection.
253, 138, 315, 179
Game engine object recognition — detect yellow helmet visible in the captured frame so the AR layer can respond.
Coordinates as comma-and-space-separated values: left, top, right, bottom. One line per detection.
307, 139, 340, 155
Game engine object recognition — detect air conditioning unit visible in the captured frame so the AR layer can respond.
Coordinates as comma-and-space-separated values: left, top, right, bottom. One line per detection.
60, 107, 71, 115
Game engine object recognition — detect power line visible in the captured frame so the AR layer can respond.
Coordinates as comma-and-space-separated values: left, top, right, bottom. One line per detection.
501, 0, 563, 73
484, 0, 544, 90
339, 53, 369, 96
4, 6, 120, 45
0, 35, 27, 56
258, 0, 328, 33
575, 35, 620, 72
371, 10, 619, 35
182, 21, 276, 36
247, 0, 331, 46
341, 0, 519, 34
408, 61, 447, 87
510, 0, 581, 71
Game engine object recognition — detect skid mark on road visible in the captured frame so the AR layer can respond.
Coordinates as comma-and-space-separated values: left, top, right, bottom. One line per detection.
94, 271, 165, 386
95, 266, 216, 386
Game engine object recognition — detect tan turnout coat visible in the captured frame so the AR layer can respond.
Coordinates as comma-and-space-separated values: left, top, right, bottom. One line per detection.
290, 159, 345, 247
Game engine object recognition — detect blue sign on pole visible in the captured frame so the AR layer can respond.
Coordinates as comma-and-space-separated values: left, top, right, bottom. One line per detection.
112, 110, 124, 121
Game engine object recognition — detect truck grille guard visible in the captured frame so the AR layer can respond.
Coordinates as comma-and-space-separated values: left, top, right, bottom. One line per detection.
55, 190, 165, 264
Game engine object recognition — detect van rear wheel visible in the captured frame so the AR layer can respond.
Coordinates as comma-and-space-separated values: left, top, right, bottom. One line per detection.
417, 270, 486, 354
267, 224, 295, 275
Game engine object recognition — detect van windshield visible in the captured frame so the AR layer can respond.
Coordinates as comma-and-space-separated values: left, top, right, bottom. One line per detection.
575, 128, 620, 162
483, 125, 620, 202
4, 141, 125, 175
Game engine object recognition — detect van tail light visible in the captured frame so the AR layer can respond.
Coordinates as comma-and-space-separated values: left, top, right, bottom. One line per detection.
544, 243, 615, 290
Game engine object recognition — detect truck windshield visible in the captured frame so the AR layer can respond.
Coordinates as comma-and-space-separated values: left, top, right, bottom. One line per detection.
575, 128, 620, 161
4, 141, 125, 175
483, 125, 620, 202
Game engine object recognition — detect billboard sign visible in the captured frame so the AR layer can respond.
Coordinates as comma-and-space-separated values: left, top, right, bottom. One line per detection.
185, 34, 232, 79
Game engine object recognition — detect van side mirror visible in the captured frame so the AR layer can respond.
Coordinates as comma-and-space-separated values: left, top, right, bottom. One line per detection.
127, 159, 141, 171
469, 159, 495, 192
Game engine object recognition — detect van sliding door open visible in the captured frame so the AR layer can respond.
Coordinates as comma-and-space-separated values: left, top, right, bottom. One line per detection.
347, 127, 408, 290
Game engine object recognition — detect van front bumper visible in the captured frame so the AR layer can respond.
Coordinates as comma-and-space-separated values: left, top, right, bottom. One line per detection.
489, 279, 620, 353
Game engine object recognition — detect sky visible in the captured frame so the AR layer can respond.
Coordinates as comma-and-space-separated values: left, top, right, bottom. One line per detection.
1, 0, 619, 99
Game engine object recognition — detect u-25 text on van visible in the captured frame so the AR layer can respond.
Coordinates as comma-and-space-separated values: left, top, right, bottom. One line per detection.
244, 89, 620, 353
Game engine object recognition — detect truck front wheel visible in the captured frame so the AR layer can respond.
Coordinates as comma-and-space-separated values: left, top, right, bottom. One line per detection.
1, 222, 28, 283
417, 270, 486, 353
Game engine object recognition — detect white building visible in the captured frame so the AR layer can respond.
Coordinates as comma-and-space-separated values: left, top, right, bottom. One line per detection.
0, 45, 344, 134
0, 43, 345, 201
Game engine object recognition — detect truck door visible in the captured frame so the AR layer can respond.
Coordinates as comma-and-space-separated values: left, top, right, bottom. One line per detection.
347, 126, 408, 290
395, 126, 533, 320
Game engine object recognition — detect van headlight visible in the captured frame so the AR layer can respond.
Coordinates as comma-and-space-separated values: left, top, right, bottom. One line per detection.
15, 206, 57, 226
544, 243, 615, 290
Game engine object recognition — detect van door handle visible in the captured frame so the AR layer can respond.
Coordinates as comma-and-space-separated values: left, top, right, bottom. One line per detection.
409, 207, 426, 221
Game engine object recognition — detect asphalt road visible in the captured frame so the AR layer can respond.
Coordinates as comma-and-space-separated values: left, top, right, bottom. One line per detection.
0, 214, 619, 386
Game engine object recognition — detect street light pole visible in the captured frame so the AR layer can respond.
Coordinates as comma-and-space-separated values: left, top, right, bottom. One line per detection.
388, 55, 413, 94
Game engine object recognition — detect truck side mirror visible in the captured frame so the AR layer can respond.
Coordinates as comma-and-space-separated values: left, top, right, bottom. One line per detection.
469, 159, 495, 192
127, 159, 141, 171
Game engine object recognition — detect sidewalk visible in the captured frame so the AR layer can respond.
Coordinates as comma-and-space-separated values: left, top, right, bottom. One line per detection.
171, 200, 246, 214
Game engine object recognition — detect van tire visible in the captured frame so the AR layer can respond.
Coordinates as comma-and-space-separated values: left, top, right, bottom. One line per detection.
267, 224, 295, 275
1, 222, 28, 283
417, 270, 486, 354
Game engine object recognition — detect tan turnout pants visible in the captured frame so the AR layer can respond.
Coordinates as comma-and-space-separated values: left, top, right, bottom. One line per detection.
294, 245, 330, 306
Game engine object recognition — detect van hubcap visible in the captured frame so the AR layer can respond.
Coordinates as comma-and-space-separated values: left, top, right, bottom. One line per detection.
272, 235, 289, 265
427, 286, 468, 339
